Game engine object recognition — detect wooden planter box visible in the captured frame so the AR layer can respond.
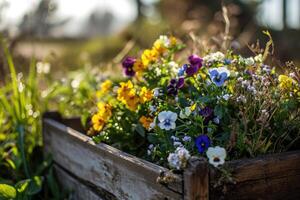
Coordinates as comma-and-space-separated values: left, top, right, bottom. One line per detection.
43, 112, 300, 200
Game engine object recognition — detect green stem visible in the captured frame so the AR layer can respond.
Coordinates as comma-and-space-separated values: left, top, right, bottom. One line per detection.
17, 124, 31, 178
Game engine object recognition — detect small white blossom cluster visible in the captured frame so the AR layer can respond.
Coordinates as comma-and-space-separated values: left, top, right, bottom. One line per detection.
203, 51, 225, 66
155, 35, 172, 48
167, 146, 191, 170
36, 62, 51, 74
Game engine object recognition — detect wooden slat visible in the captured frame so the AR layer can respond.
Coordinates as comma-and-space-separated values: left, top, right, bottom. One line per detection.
43, 118, 183, 200
54, 165, 107, 200
210, 151, 300, 200
184, 157, 209, 200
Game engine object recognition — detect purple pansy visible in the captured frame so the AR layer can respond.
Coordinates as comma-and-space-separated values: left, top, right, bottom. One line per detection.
122, 57, 136, 77
186, 54, 203, 76
199, 106, 214, 124
167, 77, 185, 96
195, 135, 211, 153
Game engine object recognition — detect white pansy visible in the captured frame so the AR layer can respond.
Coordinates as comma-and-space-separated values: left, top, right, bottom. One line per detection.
206, 146, 227, 167
158, 111, 177, 130
245, 57, 255, 66
179, 107, 191, 119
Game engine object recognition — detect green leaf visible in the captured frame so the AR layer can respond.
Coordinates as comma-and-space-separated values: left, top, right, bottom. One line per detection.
15, 180, 30, 194
0, 184, 17, 199
26, 176, 43, 196
135, 124, 145, 137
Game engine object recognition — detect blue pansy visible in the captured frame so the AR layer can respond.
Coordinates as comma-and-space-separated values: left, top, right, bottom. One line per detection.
178, 64, 188, 76
208, 67, 230, 87
195, 135, 211, 153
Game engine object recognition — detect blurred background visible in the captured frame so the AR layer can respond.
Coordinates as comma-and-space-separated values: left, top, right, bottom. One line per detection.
0, 0, 299, 79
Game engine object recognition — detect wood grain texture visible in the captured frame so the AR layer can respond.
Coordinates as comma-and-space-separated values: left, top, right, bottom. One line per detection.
54, 165, 107, 200
184, 157, 209, 200
210, 150, 300, 200
43, 118, 183, 200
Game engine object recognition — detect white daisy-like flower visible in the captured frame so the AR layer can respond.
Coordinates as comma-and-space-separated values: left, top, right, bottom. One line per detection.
158, 111, 177, 130
179, 107, 191, 119
206, 146, 227, 167
36, 62, 51, 74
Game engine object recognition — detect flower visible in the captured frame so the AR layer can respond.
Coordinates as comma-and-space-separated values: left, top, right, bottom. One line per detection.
167, 153, 181, 169
97, 102, 113, 121
133, 59, 146, 75
278, 75, 294, 91
167, 77, 185, 96
208, 67, 230, 87
183, 135, 192, 142
117, 80, 134, 103
179, 107, 191, 119
125, 93, 140, 111
139, 87, 153, 103
122, 57, 136, 77
206, 146, 227, 167
96, 80, 112, 98
153, 88, 163, 97
139, 116, 153, 130
195, 135, 211, 153
203, 51, 225, 64
186, 54, 203, 76
141, 49, 159, 66
199, 106, 214, 123
36, 62, 51, 74
158, 111, 178, 130
178, 64, 188, 76
168, 146, 190, 169
122, 57, 136, 68
244, 57, 255, 66
91, 113, 106, 131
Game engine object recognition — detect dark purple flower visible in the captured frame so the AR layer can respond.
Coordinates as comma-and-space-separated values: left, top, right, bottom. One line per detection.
199, 106, 214, 124
186, 54, 203, 76
124, 66, 136, 77
122, 57, 136, 69
195, 135, 211, 153
167, 77, 185, 96
188, 54, 203, 66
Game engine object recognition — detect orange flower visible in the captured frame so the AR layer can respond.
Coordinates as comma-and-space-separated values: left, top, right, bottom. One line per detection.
139, 116, 153, 130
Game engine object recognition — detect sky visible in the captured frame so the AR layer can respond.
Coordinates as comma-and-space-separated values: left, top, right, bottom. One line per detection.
0, 0, 137, 36
0, 0, 299, 36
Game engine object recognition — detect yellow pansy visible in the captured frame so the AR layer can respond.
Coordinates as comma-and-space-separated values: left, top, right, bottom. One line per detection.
153, 40, 167, 54
96, 80, 112, 98
278, 75, 294, 91
125, 93, 140, 111
133, 59, 146, 75
139, 116, 153, 130
91, 113, 106, 132
169, 36, 177, 46
97, 102, 113, 121
141, 49, 159, 66
139, 87, 153, 103
117, 80, 134, 102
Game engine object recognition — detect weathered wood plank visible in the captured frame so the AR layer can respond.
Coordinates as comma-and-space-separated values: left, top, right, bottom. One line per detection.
54, 165, 107, 200
184, 157, 209, 200
210, 151, 300, 200
43, 118, 183, 200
